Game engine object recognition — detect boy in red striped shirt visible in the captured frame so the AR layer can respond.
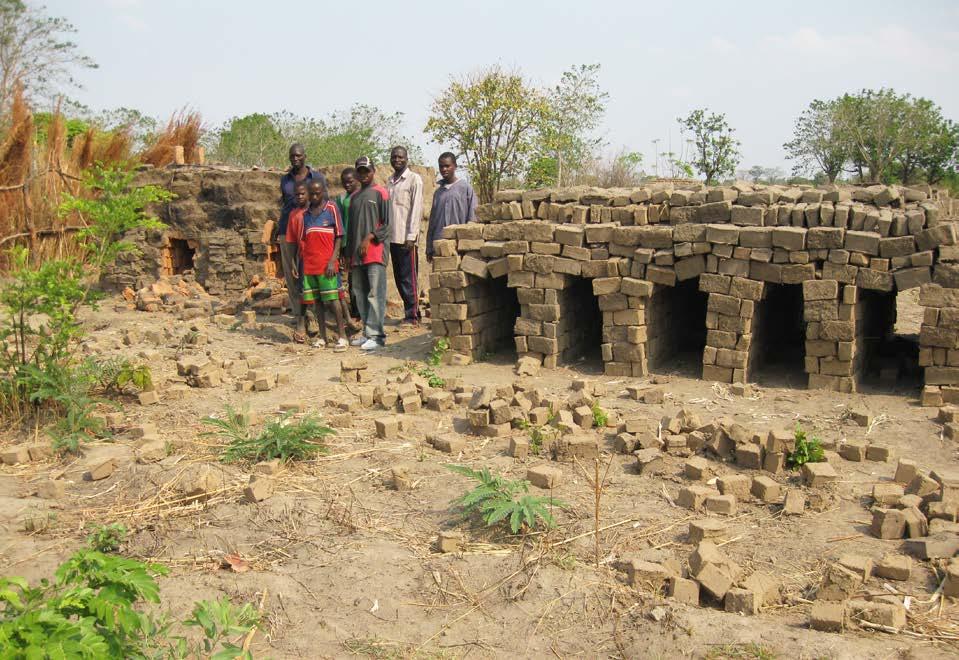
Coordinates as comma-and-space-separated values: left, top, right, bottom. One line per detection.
287, 180, 348, 350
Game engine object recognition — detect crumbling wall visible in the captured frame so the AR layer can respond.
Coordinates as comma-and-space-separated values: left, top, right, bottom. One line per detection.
430, 180, 958, 395
103, 164, 436, 298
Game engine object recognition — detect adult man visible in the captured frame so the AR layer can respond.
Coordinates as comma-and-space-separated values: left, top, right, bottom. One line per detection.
274, 143, 327, 334
344, 156, 391, 350
386, 146, 424, 324
426, 152, 477, 262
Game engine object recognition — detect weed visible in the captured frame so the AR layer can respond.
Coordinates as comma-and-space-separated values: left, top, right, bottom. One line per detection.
519, 407, 558, 455
204, 406, 334, 463
591, 402, 608, 428
94, 356, 153, 395
446, 464, 566, 533
87, 522, 127, 553
705, 643, 777, 660
786, 423, 825, 469
415, 365, 445, 389
0, 549, 259, 658
427, 337, 450, 366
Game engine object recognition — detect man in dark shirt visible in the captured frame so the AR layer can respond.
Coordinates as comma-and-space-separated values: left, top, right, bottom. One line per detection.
274, 143, 327, 332
344, 156, 391, 350
426, 152, 477, 261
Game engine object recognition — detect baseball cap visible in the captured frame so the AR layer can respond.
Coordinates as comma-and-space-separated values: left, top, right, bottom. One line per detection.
355, 156, 374, 170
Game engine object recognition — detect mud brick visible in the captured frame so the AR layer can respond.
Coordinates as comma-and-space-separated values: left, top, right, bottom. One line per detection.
438, 531, 464, 553
901, 506, 929, 538
527, 465, 563, 489
818, 563, 862, 601
667, 577, 700, 605
736, 443, 763, 469
0, 446, 29, 465
810, 601, 845, 632
509, 437, 529, 460
678, 485, 715, 511
717, 474, 751, 500
905, 533, 959, 559
894, 458, 918, 484
684, 456, 711, 480
906, 473, 940, 499
871, 508, 906, 539
706, 494, 737, 515
839, 439, 867, 461
571, 405, 594, 429
724, 588, 760, 615
138, 390, 160, 405
432, 434, 465, 454
765, 428, 796, 454
872, 483, 904, 506
84, 458, 115, 482
375, 416, 400, 439
803, 462, 838, 487
899, 494, 923, 509
782, 490, 806, 515
427, 391, 453, 412
846, 600, 906, 631
845, 230, 880, 254
929, 501, 959, 521
874, 554, 912, 581
635, 448, 665, 475
838, 554, 873, 581
750, 476, 781, 502
694, 562, 734, 600
688, 519, 727, 544
763, 451, 784, 474
802, 280, 839, 301
943, 564, 959, 597
625, 560, 671, 592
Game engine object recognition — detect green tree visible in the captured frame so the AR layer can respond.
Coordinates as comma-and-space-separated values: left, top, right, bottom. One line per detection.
537, 63, 609, 187
0, 0, 97, 114
833, 89, 910, 183
783, 98, 849, 183
895, 97, 958, 184
678, 108, 741, 185
210, 113, 286, 168
425, 66, 550, 203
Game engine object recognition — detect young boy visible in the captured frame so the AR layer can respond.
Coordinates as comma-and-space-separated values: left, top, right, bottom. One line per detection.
336, 167, 362, 329
285, 182, 309, 342
287, 180, 348, 350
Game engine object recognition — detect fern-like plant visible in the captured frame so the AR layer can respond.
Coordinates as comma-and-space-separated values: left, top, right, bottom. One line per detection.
203, 407, 333, 463
446, 465, 566, 533
591, 402, 608, 428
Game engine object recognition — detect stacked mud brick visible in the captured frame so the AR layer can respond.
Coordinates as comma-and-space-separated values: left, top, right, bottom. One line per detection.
430, 180, 958, 393
919, 277, 959, 405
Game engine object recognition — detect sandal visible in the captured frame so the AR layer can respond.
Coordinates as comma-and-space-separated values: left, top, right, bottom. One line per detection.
311, 338, 327, 348
293, 318, 307, 343
305, 309, 320, 336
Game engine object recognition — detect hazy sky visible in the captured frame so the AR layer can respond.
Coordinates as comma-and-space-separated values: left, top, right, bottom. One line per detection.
43, 0, 959, 174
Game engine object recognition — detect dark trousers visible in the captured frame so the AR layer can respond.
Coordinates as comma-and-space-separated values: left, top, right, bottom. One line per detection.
390, 243, 420, 322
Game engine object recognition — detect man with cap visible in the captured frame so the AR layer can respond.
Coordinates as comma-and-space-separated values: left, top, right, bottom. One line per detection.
344, 156, 391, 350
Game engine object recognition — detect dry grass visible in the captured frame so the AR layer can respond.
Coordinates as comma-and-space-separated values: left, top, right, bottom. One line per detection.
139, 109, 203, 167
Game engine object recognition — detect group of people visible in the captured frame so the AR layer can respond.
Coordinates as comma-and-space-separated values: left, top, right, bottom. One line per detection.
273, 143, 478, 351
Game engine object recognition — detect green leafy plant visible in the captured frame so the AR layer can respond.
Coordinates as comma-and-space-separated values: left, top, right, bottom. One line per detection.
786, 424, 826, 469
415, 365, 445, 389
0, 549, 259, 659
94, 356, 153, 395
446, 464, 566, 534
591, 402, 608, 428
24, 360, 107, 453
427, 338, 450, 367
519, 407, 558, 456
86, 523, 127, 553
204, 407, 334, 463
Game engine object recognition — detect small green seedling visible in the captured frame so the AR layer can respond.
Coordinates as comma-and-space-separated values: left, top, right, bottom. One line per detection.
446, 464, 566, 533
786, 423, 825, 468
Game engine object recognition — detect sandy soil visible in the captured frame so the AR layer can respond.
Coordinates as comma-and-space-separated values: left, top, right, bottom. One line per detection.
0, 293, 956, 659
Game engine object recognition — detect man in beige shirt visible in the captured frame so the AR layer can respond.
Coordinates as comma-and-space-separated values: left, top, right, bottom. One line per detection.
386, 146, 425, 324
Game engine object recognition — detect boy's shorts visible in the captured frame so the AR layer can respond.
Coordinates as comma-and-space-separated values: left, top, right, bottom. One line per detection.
302, 273, 339, 303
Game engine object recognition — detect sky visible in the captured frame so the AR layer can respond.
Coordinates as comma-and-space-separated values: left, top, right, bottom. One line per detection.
42, 0, 959, 175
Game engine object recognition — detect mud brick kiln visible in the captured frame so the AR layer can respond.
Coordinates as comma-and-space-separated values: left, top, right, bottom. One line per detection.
428, 183, 959, 398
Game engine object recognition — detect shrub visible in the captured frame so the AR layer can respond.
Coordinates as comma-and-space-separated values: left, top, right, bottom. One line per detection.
427, 338, 450, 367
203, 407, 334, 464
786, 424, 825, 468
591, 402, 608, 428
0, 550, 259, 658
446, 465, 566, 533
87, 522, 127, 553
94, 356, 153, 395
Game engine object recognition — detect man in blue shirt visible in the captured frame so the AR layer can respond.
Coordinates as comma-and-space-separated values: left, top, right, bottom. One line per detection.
273, 143, 327, 332
426, 152, 477, 262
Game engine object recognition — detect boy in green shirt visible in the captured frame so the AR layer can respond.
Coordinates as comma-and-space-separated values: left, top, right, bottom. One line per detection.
336, 168, 361, 329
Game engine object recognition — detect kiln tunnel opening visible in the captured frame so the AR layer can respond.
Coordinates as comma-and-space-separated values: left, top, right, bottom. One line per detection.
647, 279, 708, 376
559, 277, 603, 367
751, 284, 806, 387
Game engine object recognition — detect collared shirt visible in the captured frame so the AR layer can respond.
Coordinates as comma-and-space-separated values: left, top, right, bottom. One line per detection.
386, 168, 424, 244
426, 177, 477, 257
278, 166, 328, 235
345, 184, 391, 267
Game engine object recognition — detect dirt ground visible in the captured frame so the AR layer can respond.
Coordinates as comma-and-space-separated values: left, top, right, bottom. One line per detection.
1, 289, 957, 659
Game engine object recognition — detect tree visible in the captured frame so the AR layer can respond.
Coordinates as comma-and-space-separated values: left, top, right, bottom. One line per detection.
895, 98, 958, 184
918, 118, 959, 184
747, 165, 765, 182
678, 109, 740, 185
0, 0, 96, 115
833, 89, 911, 183
537, 64, 608, 187
783, 99, 848, 183
425, 66, 550, 203
211, 113, 286, 168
